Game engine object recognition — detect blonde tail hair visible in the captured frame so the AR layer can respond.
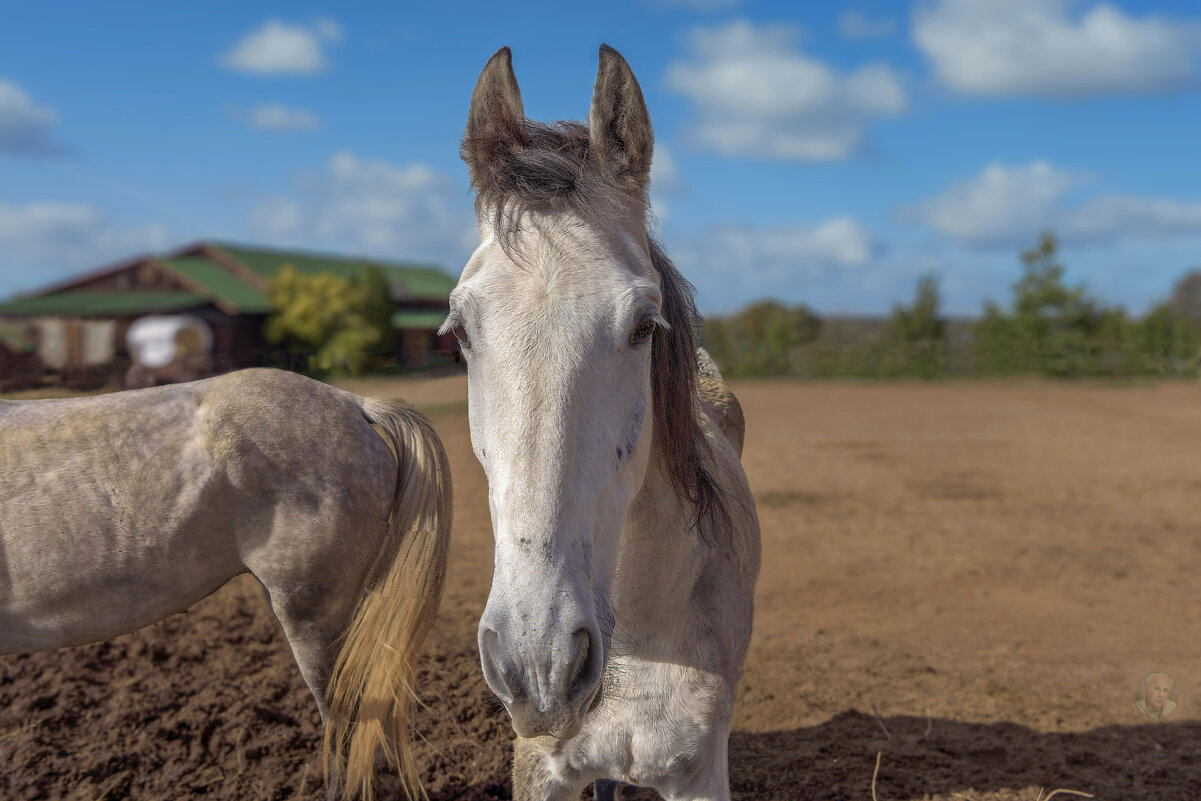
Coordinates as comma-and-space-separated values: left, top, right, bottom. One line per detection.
323, 397, 452, 800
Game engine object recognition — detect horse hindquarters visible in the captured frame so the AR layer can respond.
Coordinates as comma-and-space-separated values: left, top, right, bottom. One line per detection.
219, 373, 451, 801
320, 397, 452, 801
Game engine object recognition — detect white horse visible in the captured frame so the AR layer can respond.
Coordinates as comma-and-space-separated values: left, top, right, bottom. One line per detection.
0, 367, 451, 800
449, 46, 761, 800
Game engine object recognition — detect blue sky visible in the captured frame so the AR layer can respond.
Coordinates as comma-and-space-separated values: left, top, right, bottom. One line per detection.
2, 0, 1201, 316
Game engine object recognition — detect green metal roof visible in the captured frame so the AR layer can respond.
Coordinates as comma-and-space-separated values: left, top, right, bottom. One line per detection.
0, 291, 207, 317
0, 242, 455, 322
392, 310, 449, 330
163, 255, 272, 314
214, 243, 458, 301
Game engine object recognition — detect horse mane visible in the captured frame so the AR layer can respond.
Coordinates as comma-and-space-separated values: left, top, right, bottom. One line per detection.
462, 120, 642, 236
648, 238, 734, 545
462, 118, 733, 544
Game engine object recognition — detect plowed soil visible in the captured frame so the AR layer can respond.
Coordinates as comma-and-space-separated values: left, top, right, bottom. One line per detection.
3, 377, 1201, 800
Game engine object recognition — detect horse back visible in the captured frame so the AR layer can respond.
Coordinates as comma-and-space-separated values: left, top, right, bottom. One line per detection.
0, 369, 393, 652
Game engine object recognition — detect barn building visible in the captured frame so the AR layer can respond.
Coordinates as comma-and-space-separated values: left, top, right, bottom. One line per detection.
0, 241, 458, 379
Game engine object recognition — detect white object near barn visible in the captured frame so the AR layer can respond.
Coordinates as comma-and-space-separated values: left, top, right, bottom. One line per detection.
125, 315, 214, 387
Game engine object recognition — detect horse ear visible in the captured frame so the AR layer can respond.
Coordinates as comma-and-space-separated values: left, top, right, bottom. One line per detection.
589, 44, 653, 188
463, 46, 525, 184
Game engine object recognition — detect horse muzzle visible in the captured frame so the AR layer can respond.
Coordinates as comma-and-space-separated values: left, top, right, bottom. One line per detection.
478, 616, 605, 739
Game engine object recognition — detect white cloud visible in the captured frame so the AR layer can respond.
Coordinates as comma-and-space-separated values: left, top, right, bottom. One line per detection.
221, 19, 343, 75
665, 20, 906, 160
910, 161, 1201, 247
0, 199, 170, 289
247, 152, 475, 270
690, 218, 876, 272
913, 0, 1201, 96
838, 11, 897, 40
910, 162, 1078, 247
312, 17, 344, 44
672, 216, 879, 311
0, 79, 62, 157
242, 103, 321, 131
1060, 196, 1201, 242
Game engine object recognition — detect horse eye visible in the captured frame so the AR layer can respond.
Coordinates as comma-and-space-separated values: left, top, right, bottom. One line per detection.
631, 319, 657, 345
452, 323, 471, 349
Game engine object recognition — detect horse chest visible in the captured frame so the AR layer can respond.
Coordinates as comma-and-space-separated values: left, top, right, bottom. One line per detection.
557, 656, 727, 787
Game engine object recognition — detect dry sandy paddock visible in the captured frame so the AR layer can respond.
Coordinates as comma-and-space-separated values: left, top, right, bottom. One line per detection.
3, 377, 1200, 800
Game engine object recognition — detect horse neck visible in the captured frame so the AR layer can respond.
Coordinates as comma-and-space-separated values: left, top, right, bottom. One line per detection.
612, 445, 711, 620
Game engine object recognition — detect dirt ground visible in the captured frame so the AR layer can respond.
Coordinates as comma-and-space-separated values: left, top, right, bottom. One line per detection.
3, 376, 1201, 800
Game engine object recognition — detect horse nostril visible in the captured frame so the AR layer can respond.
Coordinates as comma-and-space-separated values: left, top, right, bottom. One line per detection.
505, 665, 527, 700
480, 627, 517, 702
567, 627, 601, 704
481, 626, 501, 661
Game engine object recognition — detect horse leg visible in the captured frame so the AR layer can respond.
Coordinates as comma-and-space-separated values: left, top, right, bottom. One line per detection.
513, 737, 588, 801
260, 583, 341, 712
259, 580, 350, 800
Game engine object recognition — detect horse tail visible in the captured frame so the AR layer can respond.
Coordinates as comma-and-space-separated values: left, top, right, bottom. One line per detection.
323, 397, 452, 801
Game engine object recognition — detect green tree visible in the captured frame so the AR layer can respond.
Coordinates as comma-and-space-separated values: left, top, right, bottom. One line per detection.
884, 274, 946, 378
1129, 270, 1201, 375
701, 316, 734, 374
265, 265, 394, 375
972, 299, 1021, 374
1014, 232, 1098, 373
974, 232, 1108, 375
891, 274, 944, 342
708, 301, 820, 376
1169, 270, 1201, 323
1135, 301, 1200, 374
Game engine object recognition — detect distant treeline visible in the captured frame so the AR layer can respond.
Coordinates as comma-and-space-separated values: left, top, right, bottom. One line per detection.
702, 233, 1201, 379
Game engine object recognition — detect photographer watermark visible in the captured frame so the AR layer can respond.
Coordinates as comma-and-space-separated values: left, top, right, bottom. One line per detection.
1134, 672, 1177, 720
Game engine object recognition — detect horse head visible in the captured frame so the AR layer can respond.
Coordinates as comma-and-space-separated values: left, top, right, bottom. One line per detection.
449, 45, 710, 739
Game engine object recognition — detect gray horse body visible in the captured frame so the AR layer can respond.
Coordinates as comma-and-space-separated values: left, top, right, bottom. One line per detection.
1, 369, 391, 654
0, 368, 452, 798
